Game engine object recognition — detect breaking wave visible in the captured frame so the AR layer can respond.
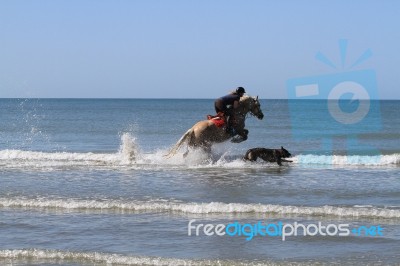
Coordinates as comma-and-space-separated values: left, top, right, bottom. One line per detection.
293, 154, 400, 166
0, 133, 142, 169
0, 249, 273, 266
0, 133, 398, 169
0, 197, 399, 219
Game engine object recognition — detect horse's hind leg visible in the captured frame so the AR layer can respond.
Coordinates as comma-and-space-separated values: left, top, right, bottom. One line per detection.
202, 145, 211, 154
183, 145, 209, 158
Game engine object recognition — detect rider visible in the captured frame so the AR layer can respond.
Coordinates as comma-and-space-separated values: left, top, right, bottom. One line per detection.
214, 87, 246, 135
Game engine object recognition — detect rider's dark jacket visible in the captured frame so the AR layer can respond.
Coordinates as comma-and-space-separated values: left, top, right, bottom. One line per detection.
214, 93, 240, 114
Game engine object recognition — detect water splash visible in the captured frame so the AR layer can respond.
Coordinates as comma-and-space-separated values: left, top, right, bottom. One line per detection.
119, 133, 140, 163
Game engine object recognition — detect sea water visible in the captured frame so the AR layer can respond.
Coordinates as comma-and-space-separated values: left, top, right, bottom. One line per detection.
0, 99, 399, 265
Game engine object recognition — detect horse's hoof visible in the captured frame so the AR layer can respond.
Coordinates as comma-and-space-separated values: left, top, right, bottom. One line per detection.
231, 136, 244, 143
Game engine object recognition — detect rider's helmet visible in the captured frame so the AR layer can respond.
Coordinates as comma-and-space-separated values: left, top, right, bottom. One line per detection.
236, 87, 246, 95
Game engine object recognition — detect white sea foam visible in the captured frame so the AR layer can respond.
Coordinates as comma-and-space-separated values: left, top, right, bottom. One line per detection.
0, 249, 275, 266
0, 133, 138, 168
292, 154, 400, 166
0, 148, 398, 169
0, 197, 399, 219
0, 133, 398, 169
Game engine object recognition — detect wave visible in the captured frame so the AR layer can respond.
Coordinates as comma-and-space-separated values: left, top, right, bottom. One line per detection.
0, 133, 138, 169
1, 197, 399, 219
0, 249, 272, 266
293, 154, 400, 166
0, 133, 398, 169
0, 150, 398, 169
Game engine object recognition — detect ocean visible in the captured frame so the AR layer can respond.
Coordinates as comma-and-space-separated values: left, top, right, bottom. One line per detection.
0, 98, 399, 265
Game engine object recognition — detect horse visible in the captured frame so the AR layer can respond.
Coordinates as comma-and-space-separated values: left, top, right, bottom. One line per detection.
165, 95, 264, 158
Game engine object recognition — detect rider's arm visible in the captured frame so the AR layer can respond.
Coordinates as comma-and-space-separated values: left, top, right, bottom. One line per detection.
233, 101, 240, 109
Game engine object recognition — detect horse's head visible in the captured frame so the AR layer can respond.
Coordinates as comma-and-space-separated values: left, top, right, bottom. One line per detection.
237, 95, 264, 120
249, 96, 264, 120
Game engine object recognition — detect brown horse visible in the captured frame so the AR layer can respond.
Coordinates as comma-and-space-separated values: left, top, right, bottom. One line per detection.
165, 96, 264, 158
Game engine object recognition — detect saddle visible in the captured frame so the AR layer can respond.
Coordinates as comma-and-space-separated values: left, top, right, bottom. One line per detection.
207, 112, 226, 128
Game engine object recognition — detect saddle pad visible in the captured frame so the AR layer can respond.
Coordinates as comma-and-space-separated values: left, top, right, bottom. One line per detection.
207, 115, 226, 128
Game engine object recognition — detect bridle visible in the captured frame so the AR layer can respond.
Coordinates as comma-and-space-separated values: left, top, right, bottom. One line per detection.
234, 96, 263, 120
247, 97, 262, 119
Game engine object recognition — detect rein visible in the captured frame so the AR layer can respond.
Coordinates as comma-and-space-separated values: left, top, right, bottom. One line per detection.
241, 97, 258, 118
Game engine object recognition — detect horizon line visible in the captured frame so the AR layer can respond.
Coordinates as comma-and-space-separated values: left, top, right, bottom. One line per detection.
0, 97, 398, 100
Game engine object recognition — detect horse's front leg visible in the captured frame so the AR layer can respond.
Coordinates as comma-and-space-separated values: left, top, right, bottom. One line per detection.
231, 128, 248, 143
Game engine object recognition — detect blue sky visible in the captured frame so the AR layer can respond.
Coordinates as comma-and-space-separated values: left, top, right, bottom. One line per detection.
0, 0, 399, 99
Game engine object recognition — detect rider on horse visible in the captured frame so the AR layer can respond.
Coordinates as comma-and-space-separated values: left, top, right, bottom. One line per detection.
214, 87, 246, 135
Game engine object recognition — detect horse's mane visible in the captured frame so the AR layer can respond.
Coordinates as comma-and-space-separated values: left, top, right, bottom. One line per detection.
239, 95, 253, 103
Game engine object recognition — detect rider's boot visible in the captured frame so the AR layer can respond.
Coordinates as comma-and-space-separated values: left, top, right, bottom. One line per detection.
225, 117, 236, 136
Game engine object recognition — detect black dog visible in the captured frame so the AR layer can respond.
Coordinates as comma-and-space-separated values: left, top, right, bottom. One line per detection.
243, 147, 292, 166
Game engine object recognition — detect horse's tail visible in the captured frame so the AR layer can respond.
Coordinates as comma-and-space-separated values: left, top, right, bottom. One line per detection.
164, 128, 194, 158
